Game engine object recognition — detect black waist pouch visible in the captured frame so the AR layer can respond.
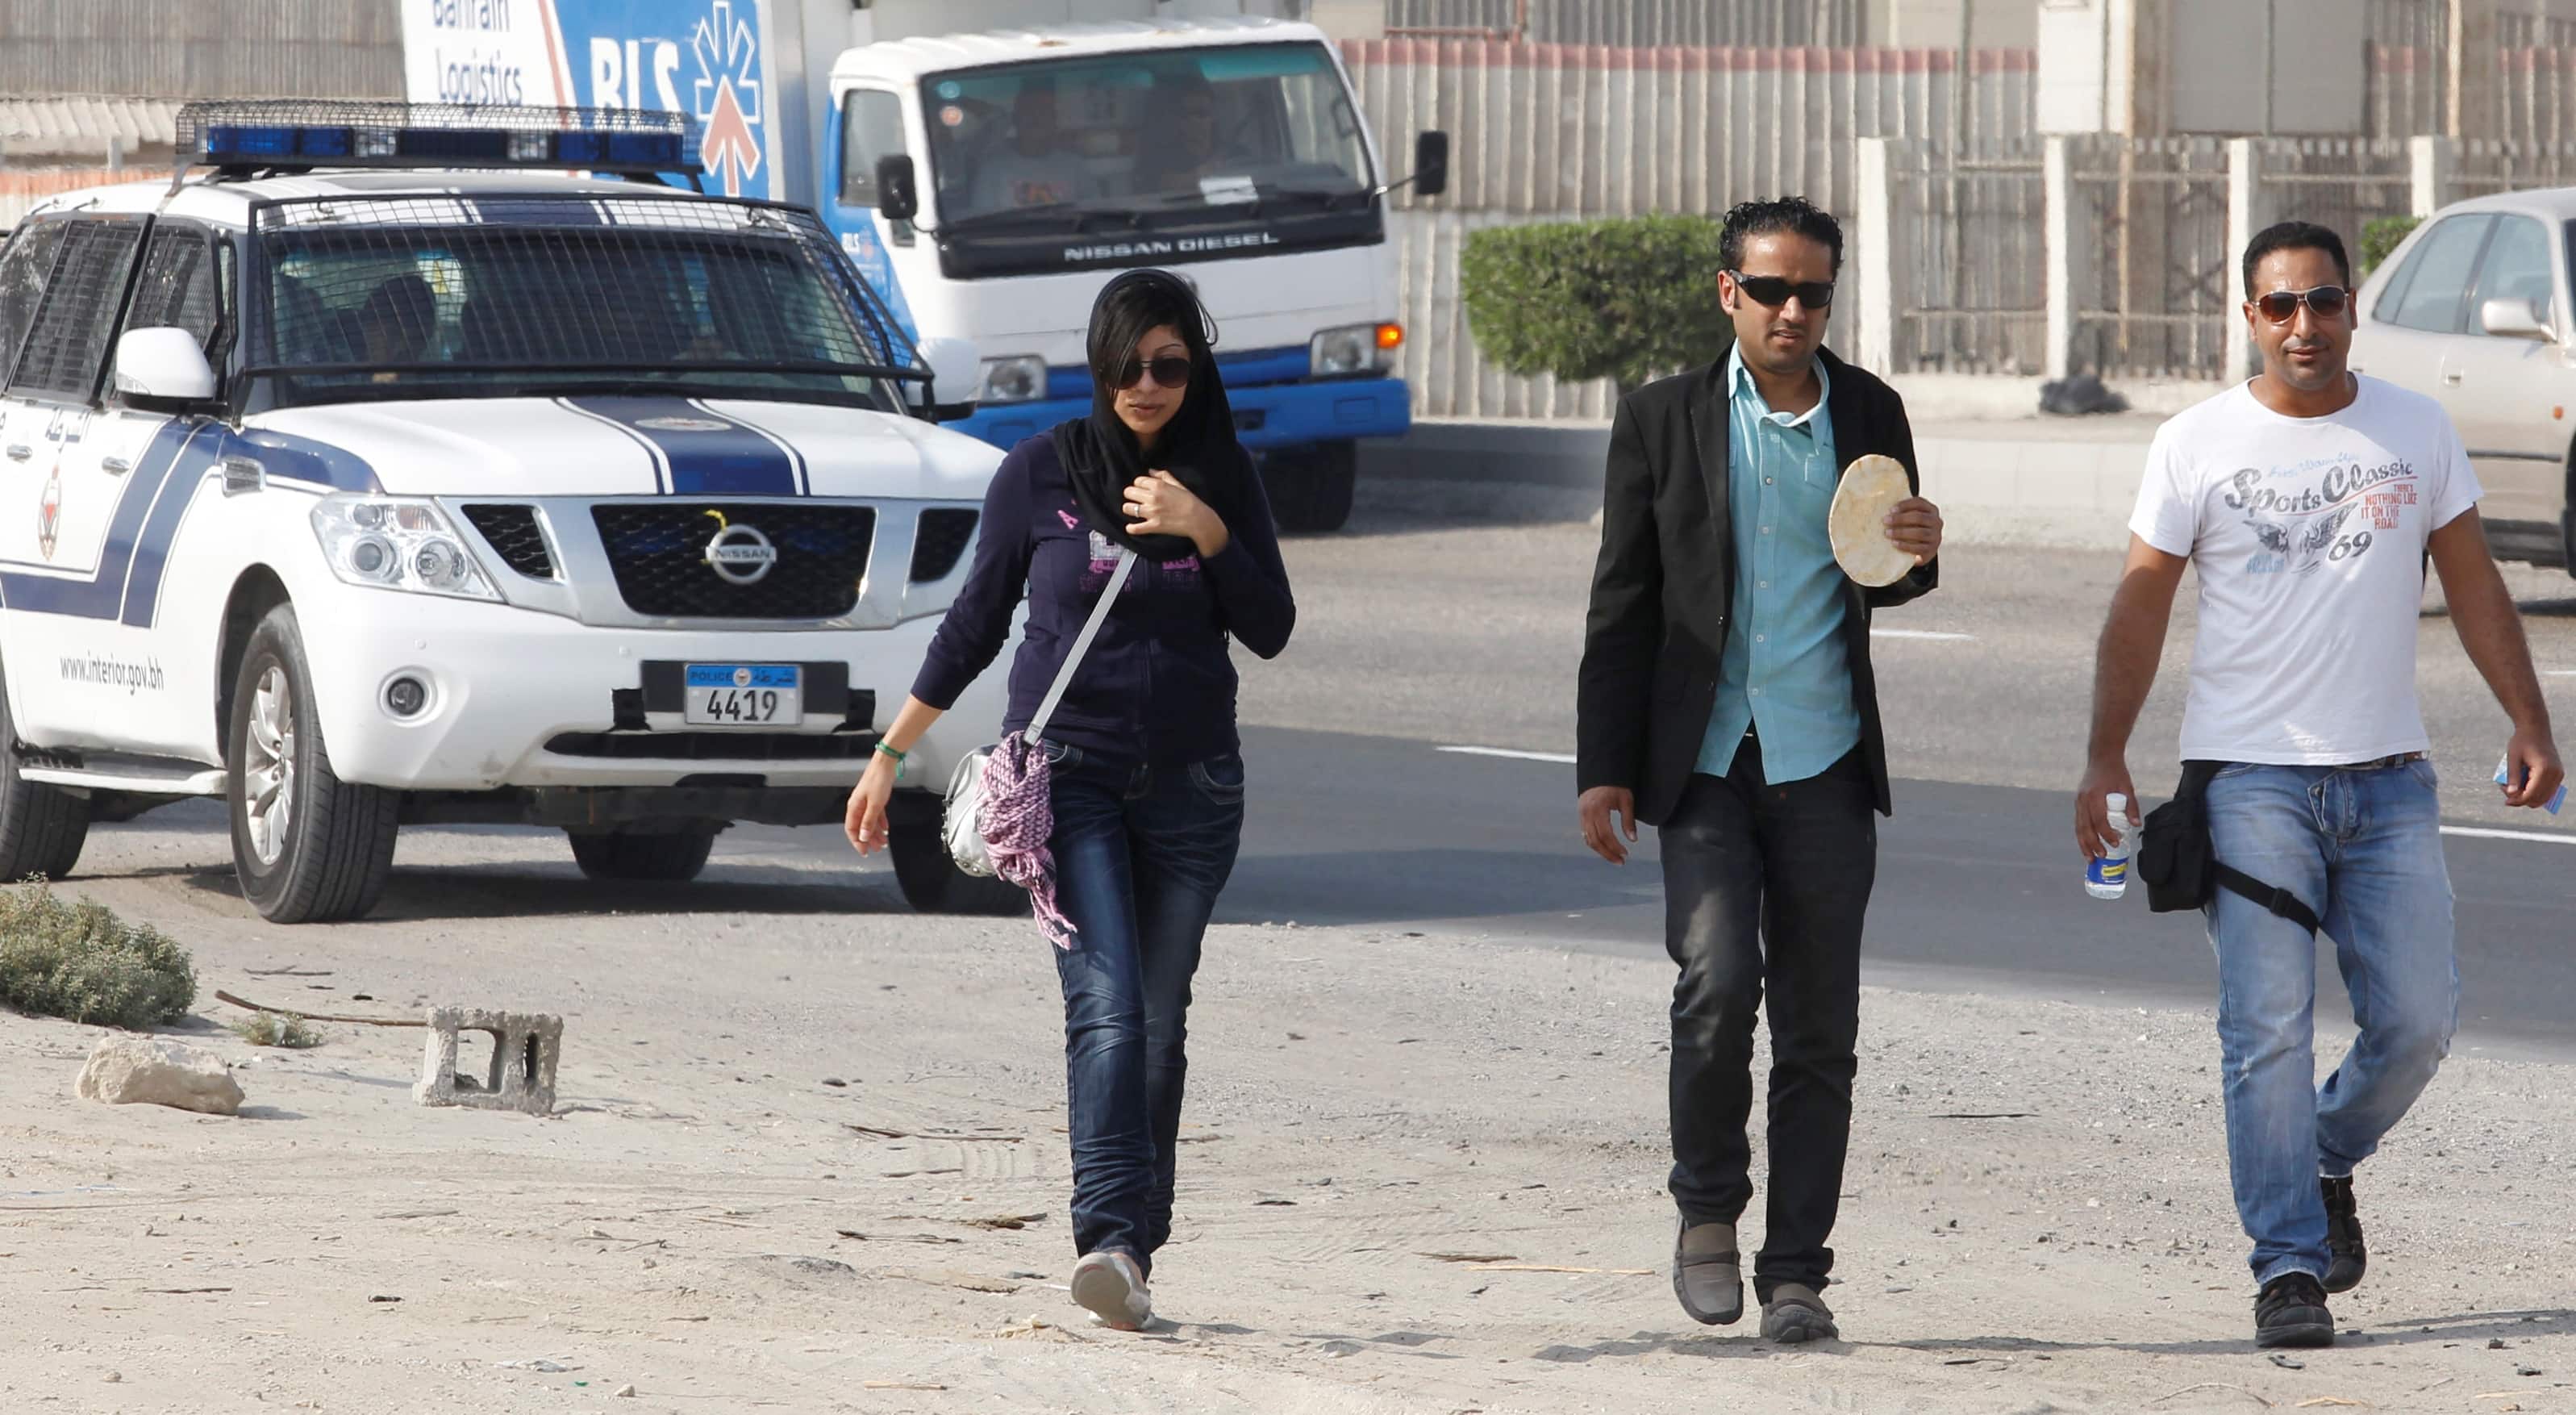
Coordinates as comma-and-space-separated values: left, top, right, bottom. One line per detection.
2134, 761, 2320, 933
2136, 762, 2222, 913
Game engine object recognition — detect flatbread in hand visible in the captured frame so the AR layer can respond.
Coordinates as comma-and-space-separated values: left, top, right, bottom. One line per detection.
1828, 453, 1917, 587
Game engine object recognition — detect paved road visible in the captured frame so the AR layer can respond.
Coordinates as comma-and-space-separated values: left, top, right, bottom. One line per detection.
695, 722, 2576, 1051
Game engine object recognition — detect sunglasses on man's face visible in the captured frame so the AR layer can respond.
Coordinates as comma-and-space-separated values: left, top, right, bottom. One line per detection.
1727, 272, 1836, 309
1113, 354, 1192, 390
2254, 286, 2351, 323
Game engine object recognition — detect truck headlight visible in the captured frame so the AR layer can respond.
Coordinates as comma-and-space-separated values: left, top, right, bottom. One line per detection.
977, 355, 1048, 404
1311, 322, 1402, 378
311, 496, 499, 602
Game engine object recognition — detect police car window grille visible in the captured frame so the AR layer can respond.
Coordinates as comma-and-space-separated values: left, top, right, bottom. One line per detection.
6, 220, 142, 399
0, 222, 73, 386
249, 196, 911, 380
123, 231, 223, 355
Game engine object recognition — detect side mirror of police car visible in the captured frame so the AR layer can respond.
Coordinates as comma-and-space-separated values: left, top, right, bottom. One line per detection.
112, 328, 219, 408
875, 154, 920, 226
910, 336, 982, 422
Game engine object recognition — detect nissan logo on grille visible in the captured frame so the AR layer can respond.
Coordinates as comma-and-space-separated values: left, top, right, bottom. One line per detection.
702, 520, 778, 586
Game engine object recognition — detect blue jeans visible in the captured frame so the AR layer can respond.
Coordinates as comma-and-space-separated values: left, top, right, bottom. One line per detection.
1043, 740, 1245, 1277
2203, 758, 2457, 1288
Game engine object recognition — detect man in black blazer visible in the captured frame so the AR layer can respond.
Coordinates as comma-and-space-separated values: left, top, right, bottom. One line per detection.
1577, 196, 1942, 1344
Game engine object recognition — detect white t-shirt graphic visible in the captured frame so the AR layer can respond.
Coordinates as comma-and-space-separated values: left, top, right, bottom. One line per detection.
2129, 376, 2483, 765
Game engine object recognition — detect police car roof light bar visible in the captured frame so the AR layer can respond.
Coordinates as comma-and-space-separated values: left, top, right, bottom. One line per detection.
171, 100, 704, 191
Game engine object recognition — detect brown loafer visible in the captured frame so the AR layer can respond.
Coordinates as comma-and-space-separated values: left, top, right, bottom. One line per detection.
1673, 1221, 1744, 1325
1760, 1282, 1838, 1343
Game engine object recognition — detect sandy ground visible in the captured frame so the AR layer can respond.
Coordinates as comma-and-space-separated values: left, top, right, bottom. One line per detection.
4, 812, 2571, 1414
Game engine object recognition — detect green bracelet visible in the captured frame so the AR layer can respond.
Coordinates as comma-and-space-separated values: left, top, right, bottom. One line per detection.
874, 741, 907, 779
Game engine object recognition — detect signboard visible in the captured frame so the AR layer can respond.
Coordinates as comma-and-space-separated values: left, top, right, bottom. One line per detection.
402, 0, 779, 198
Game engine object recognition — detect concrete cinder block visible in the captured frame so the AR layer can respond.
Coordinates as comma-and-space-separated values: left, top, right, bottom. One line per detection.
414, 1008, 562, 1116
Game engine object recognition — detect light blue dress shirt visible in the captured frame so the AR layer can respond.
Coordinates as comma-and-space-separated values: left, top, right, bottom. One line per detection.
1694, 345, 1862, 783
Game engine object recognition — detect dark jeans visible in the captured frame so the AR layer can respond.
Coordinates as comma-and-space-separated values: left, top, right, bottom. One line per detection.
1043, 739, 1246, 1277
1660, 736, 1876, 1300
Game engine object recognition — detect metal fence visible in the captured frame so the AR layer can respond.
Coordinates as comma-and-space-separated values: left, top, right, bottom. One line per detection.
1384, 0, 1869, 47
2061, 137, 2233, 383
1884, 140, 2045, 376
0, 0, 401, 100
1348, 39, 2039, 416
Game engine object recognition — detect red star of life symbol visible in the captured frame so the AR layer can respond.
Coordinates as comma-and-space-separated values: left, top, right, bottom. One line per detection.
693, 1, 763, 198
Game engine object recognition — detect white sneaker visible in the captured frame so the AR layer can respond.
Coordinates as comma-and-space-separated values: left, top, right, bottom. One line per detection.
1069, 1250, 1152, 1330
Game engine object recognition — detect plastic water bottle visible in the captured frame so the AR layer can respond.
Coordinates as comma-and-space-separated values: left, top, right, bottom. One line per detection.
2086, 793, 2132, 900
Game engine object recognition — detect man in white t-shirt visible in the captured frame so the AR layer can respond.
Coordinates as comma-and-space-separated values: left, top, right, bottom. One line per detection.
2076, 220, 2562, 1350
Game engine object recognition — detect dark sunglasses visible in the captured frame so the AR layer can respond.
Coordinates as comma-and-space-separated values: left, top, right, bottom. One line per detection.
1727, 272, 1835, 309
2255, 286, 2350, 323
1112, 354, 1192, 390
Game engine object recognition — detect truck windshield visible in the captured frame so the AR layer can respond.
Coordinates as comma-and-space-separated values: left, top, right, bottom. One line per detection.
915, 41, 1375, 234
246, 194, 915, 410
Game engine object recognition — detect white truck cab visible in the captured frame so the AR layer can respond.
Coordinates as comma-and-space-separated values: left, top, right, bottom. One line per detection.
0, 102, 1019, 922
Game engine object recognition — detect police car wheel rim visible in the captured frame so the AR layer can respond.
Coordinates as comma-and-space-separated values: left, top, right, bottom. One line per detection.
244, 666, 297, 868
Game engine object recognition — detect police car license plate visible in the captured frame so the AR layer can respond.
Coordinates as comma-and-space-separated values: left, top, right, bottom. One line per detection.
684, 664, 802, 726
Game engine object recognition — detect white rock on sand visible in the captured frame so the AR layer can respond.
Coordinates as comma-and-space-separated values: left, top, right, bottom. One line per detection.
73, 1036, 243, 1116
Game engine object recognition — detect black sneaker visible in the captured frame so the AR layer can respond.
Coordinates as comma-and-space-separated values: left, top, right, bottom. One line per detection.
2321, 1176, 2367, 1293
2255, 1272, 2336, 1349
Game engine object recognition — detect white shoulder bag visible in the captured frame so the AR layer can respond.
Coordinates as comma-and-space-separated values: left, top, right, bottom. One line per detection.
942, 549, 1139, 876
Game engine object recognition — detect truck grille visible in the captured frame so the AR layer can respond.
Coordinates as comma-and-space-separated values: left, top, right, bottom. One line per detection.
461, 503, 554, 578
590, 503, 876, 620
910, 508, 978, 582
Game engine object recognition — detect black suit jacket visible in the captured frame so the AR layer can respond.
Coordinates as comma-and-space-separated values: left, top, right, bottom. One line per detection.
1576, 343, 1936, 826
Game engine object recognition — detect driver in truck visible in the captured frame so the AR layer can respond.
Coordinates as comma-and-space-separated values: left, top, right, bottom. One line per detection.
973, 81, 1086, 212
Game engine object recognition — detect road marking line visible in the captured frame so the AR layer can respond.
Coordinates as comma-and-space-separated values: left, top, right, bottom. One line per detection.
1440, 747, 2576, 843
2442, 825, 2576, 845
2546, 669, 2576, 678
1437, 745, 1578, 765
1870, 628, 1976, 641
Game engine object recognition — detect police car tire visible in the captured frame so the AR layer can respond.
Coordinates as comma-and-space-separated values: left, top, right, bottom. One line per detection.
227, 606, 402, 925
566, 829, 716, 883
885, 807, 1027, 916
0, 682, 90, 882
1265, 440, 1357, 535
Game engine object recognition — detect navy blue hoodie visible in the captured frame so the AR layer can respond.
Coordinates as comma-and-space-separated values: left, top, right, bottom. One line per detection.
910, 432, 1295, 766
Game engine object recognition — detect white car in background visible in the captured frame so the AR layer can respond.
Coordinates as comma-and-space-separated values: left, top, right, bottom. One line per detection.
2350, 189, 2576, 573
0, 102, 1018, 922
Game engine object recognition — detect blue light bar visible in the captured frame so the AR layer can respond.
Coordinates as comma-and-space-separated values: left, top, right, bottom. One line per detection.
175, 100, 704, 187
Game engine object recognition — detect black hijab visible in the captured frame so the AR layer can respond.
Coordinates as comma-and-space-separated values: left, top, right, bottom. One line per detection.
1050, 269, 1248, 563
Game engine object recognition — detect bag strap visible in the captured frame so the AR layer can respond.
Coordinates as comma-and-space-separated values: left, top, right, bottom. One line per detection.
2182, 762, 2322, 934
1023, 549, 1137, 745
2215, 864, 2322, 935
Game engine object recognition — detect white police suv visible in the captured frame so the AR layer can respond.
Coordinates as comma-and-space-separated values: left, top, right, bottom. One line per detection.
0, 102, 1017, 922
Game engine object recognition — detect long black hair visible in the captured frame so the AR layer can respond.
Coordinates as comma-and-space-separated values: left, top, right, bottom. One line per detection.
1050, 268, 1247, 561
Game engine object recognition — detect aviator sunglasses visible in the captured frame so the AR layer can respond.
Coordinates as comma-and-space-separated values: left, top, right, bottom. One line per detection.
2255, 286, 2350, 323
1113, 354, 1193, 390
1725, 271, 1836, 309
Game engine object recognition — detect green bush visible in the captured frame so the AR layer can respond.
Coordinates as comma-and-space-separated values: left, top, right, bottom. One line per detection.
0, 882, 195, 1030
2359, 215, 2422, 279
1461, 215, 1731, 395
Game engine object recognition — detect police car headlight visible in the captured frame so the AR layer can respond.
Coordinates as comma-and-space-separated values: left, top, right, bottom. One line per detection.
311, 496, 499, 602
976, 355, 1047, 404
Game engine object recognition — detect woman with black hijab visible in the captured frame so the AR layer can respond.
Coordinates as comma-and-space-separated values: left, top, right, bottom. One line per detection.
844, 269, 1295, 1330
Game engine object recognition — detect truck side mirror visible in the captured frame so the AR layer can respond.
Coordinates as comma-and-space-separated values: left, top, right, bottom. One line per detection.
875, 154, 919, 225
1412, 131, 1449, 199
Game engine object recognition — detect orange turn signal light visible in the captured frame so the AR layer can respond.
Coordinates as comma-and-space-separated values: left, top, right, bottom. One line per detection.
1376, 322, 1404, 350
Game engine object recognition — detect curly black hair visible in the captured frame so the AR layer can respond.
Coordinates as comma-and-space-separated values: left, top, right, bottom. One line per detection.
1719, 196, 1844, 274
